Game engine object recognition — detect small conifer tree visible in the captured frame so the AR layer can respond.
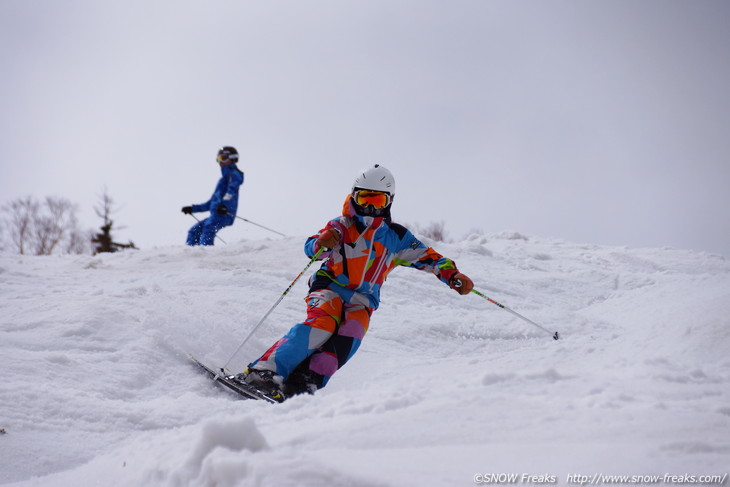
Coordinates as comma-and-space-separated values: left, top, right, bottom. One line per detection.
92, 189, 137, 254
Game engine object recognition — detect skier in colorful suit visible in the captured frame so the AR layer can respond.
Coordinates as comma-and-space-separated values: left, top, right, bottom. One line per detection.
239, 164, 473, 401
181, 146, 244, 246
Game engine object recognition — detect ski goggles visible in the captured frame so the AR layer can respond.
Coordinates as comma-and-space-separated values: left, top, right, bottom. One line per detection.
217, 152, 238, 163
353, 189, 392, 209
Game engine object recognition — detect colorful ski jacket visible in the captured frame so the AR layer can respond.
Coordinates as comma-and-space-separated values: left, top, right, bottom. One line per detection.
191, 164, 244, 222
304, 196, 461, 309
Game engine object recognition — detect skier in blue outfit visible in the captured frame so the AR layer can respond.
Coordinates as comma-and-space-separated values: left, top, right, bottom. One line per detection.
181, 146, 244, 246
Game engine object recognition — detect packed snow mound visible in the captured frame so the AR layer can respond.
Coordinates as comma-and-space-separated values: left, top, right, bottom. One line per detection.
1, 233, 729, 486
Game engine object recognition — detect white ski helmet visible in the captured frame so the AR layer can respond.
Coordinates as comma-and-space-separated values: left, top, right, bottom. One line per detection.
352, 164, 396, 196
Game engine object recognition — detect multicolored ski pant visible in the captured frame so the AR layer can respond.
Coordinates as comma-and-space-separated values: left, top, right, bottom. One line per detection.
251, 289, 371, 388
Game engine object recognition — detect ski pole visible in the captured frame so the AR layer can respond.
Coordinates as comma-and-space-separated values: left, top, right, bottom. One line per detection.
221, 247, 326, 372
456, 280, 560, 340
234, 215, 287, 237
187, 213, 227, 245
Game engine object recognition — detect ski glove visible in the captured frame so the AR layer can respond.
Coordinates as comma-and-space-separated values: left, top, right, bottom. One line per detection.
216, 204, 229, 215
181, 206, 193, 214
450, 273, 474, 295
316, 228, 341, 249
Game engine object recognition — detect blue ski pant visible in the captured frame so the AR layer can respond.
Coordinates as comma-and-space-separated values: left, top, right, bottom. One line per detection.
186, 215, 231, 246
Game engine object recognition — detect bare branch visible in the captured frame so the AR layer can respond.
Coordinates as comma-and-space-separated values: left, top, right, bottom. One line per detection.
1, 197, 39, 254
1, 196, 89, 255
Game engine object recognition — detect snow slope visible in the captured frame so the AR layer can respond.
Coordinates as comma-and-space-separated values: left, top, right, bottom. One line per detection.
1, 233, 729, 486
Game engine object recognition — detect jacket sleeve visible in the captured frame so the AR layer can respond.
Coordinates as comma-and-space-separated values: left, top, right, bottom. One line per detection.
393, 227, 459, 286
304, 219, 345, 259
191, 178, 221, 213
191, 197, 212, 213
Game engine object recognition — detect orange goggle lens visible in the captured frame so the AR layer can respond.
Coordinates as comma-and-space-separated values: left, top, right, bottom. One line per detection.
354, 190, 391, 209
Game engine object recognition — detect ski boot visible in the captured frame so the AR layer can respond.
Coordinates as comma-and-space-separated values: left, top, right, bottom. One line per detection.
235, 368, 286, 403
284, 364, 323, 397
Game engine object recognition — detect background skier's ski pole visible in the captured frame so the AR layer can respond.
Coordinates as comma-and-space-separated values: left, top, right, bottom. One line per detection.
234, 215, 286, 237
221, 247, 326, 372
187, 213, 227, 245
456, 280, 560, 340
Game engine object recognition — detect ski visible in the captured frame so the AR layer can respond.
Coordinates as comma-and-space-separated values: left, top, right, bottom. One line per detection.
189, 354, 280, 404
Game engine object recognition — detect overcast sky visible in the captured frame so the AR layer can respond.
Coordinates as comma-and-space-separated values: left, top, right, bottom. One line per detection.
2, 1, 729, 257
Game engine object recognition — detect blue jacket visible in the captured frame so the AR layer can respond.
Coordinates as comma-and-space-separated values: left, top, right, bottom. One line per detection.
191, 164, 244, 223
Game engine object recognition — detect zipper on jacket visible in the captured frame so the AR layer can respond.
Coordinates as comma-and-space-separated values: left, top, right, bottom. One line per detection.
370, 252, 389, 286
358, 228, 375, 288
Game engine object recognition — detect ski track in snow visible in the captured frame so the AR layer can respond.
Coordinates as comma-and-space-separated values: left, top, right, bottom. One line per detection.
1, 233, 729, 486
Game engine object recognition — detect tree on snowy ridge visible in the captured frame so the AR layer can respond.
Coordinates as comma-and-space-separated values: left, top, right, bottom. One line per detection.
91, 188, 137, 254
33, 197, 81, 255
1, 196, 37, 254
0, 196, 91, 255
